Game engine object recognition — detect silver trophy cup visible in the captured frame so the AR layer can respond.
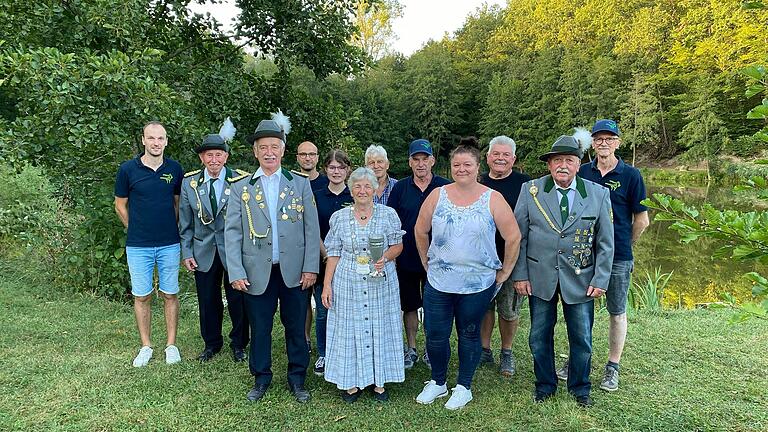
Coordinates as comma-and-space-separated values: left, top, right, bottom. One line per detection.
368, 234, 386, 277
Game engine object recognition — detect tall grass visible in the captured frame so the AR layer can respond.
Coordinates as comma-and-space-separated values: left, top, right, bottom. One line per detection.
629, 267, 674, 312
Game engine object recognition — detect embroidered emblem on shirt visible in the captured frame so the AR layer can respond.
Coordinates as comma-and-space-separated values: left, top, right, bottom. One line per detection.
160, 173, 174, 184
606, 180, 621, 191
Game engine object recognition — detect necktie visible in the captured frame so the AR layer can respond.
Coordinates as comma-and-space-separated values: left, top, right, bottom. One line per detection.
209, 178, 218, 215
557, 188, 569, 225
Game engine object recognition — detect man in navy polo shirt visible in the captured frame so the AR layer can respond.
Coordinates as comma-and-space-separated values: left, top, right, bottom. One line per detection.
560, 119, 649, 391
387, 139, 451, 370
115, 121, 184, 367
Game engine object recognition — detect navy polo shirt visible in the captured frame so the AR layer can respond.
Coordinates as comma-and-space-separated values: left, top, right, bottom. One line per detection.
480, 171, 531, 261
578, 158, 647, 261
387, 174, 452, 272
115, 154, 183, 247
310, 174, 330, 193
314, 185, 353, 240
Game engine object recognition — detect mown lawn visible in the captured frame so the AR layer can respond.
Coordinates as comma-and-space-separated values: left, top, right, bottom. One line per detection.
0, 270, 766, 432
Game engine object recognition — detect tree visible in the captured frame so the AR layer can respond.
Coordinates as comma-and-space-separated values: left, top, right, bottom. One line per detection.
618, 73, 661, 164
678, 78, 729, 183
350, 0, 403, 61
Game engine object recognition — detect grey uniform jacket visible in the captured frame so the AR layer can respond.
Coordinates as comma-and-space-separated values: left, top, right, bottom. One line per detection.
179, 167, 249, 273
511, 175, 614, 304
225, 167, 321, 295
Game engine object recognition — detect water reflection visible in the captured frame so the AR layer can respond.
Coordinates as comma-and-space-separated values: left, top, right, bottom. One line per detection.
634, 184, 764, 308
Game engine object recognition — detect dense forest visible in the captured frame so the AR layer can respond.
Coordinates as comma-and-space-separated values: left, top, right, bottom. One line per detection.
1, 0, 766, 297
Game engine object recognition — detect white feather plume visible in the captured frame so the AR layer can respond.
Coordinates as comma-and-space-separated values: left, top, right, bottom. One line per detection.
270, 110, 291, 136
573, 127, 593, 153
218, 117, 236, 142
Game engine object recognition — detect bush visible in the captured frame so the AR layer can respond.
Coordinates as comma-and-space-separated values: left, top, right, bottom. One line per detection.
0, 163, 62, 254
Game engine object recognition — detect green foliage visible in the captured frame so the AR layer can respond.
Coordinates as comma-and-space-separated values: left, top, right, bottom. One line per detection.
0, 163, 61, 251
1, 0, 368, 298
629, 267, 674, 313
236, 0, 368, 77
644, 186, 768, 320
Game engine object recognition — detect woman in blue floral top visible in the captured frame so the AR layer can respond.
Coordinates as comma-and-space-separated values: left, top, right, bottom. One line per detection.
413, 137, 521, 410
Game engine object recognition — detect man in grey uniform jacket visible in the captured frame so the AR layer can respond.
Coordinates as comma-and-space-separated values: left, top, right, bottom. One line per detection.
225, 118, 320, 403
512, 134, 614, 407
179, 134, 250, 363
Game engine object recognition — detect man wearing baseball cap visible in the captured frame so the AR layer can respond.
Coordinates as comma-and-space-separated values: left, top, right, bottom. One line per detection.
555, 119, 649, 392
387, 139, 451, 370
179, 134, 251, 363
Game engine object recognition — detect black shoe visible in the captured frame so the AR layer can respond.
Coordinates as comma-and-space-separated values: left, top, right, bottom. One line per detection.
371, 387, 389, 403
288, 382, 311, 403
246, 382, 270, 402
197, 347, 220, 362
575, 395, 593, 408
232, 347, 247, 362
533, 391, 555, 403
341, 388, 362, 404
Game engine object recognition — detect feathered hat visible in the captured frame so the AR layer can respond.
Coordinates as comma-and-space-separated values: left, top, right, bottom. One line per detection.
196, 117, 237, 153
245, 110, 292, 145
539, 127, 592, 162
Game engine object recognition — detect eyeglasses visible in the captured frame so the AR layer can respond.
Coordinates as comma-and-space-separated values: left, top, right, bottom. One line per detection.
593, 137, 620, 144
297, 152, 318, 158
326, 165, 347, 171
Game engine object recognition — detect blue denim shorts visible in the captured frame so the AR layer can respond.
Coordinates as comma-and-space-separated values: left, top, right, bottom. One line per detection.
126, 244, 180, 297
606, 260, 633, 315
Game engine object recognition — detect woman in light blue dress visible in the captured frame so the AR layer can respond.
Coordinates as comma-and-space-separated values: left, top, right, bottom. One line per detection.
321, 167, 405, 403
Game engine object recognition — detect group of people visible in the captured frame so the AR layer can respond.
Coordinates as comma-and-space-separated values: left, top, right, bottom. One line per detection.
114, 114, 648, 409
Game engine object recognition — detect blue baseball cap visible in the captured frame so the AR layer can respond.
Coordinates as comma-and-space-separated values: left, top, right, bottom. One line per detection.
591, 119, 620, 137
408, 139, 433, 157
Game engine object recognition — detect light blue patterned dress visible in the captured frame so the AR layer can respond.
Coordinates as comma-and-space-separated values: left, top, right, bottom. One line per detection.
427, 188, 502, 294
323, 204, 406, 389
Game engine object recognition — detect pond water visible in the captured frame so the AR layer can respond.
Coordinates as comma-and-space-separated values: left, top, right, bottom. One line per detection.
633, 183, 765, 308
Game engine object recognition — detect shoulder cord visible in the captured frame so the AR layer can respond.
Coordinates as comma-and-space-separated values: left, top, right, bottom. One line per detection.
529, 183, 561, 234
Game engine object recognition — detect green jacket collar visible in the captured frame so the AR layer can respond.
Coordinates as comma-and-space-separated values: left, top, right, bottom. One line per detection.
543, 175, 587, 198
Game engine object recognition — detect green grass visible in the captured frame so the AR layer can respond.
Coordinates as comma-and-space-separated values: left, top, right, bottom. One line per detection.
1, 268, 767, 432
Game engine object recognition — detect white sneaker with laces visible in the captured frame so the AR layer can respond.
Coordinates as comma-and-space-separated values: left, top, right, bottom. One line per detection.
444, 384, 473, 410
132, 346, 153, 367
416, 380, 448, 404
165, 345, 181, 364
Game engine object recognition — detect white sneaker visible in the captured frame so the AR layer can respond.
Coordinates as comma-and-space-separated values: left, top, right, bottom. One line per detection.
165, 345, 181, 364
416, 380, 448, 404
132, 346, 153, 367
444, 384, 473, 410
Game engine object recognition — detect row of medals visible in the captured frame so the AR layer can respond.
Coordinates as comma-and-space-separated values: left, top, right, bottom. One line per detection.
241, 184, 304, 221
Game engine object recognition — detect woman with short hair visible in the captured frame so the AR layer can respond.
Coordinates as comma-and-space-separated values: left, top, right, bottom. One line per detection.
322, 167, 405, 403
414, 137, 521, 410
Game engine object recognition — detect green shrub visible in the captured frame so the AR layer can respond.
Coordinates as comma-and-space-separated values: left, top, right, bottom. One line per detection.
0, 163, 62, 253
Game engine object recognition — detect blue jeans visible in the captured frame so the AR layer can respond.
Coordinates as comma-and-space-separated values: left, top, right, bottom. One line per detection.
424, 281, 496, 389
126, 244, 180, 297
312, 286, 328, 357
529, 289, 594, 397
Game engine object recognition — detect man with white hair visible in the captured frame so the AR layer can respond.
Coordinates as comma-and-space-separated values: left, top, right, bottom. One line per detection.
226, 116, 320, 403
365, 145, 397, 205
478, 136, 531, 378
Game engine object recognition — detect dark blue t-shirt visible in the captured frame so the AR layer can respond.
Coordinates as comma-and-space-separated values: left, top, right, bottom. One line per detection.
578, 158, 647, 261
310, 174, 330, 193
387, 174, 452, 272
480, 171, 531, 261
115, 155, 183, 247
314, 185, 353, 240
